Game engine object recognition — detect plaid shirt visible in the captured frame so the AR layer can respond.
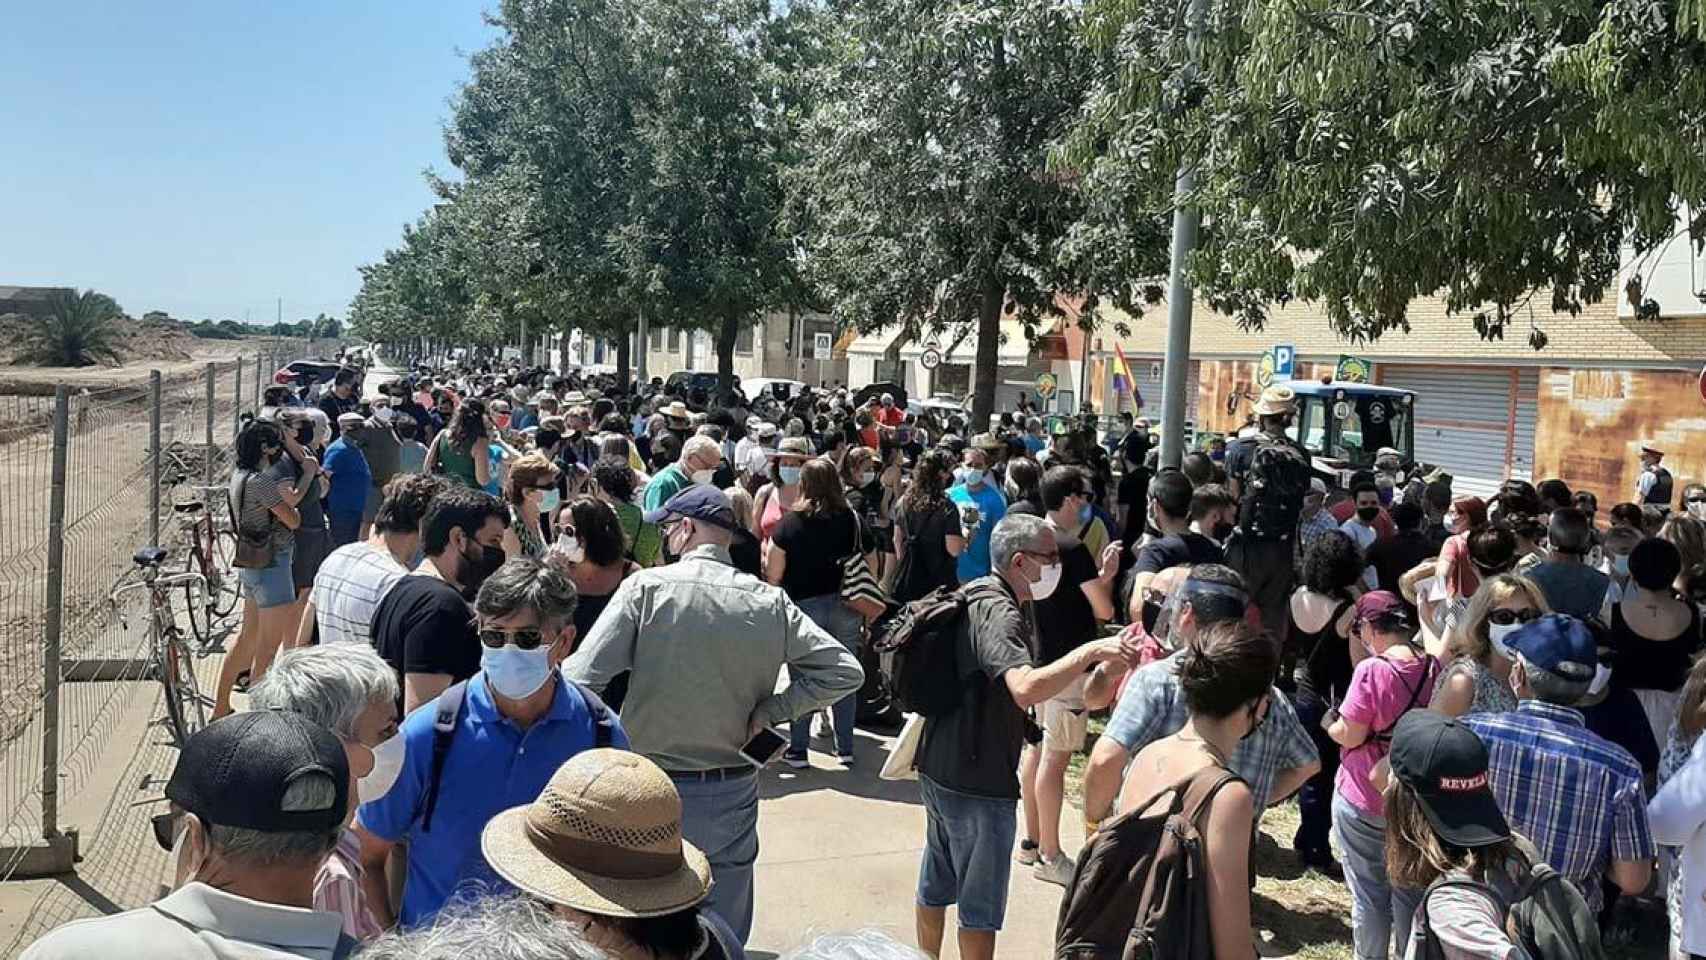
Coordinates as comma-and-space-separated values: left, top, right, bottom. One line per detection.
1295, 507, 1341, 569
1102, 650, 1319, 811
1463, 700, 1655, 913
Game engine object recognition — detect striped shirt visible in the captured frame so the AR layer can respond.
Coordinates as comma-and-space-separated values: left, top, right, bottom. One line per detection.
310, 542, 409, 646
314, 828, 382, 942
1463, 700, 1655, 913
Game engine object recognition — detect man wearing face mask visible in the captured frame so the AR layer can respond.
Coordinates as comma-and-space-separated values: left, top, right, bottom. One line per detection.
1339, 480, 1383, 591
1080, 564, 1319, 833
642, 434, 722, 512
22, 711, 357, 959
248, 645, 402, 943
568, 485, 863, 943
1682, 482, 1706, 522
370, 487, 509, 715
351, 399, 404, 542
947, 446, 1008, 582
1187, 483, 1237, 548
913, 514, 1133, 960
319, 366, 363, 439
356, 558, 627, 932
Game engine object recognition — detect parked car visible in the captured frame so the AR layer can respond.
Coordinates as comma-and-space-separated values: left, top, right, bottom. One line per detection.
273, 359, 344, 389
741, 377, 806, 405
664, 369, 740, 396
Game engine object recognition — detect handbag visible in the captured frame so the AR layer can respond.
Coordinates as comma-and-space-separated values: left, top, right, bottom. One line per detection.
231, 470, 276, 570
841, 511, 887, 621
878, 713, 924, 781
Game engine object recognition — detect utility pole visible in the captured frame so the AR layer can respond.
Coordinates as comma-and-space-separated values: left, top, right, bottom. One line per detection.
637, 310, 649, 383
1158, 0, 1210, 469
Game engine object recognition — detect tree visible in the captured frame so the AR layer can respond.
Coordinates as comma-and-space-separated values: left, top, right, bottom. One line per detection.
18, 289, 124, 367
788, 0, 1115, 427
1060, 0, 1706, 345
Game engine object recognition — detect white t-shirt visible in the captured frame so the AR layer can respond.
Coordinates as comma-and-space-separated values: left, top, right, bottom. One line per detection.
1340, 517, 1379, 591
310, 542, 410, 645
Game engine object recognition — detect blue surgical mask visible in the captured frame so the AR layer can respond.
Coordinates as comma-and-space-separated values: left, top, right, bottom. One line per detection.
778, 465, 802, 485
1078, 502, 1092, 525
960, 468, 985, 487
481, 643, 554, 700
539, 488, 561, 514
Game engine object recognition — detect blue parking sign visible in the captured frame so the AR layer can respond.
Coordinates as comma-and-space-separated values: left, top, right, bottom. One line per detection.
1273, 344, 1295, 379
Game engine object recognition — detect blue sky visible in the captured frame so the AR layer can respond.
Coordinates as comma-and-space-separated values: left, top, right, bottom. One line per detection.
0, 2, 498, 323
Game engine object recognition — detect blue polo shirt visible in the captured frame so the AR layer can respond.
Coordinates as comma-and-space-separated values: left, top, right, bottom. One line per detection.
356, 672, 629, 928
947, 480, 1007, 581
322, 437, 371, 519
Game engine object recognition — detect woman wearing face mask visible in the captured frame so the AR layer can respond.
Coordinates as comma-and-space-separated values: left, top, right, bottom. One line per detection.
753, 436, 810, 544
247, 645, 402, 942
1287, 530, 1366, 879
892, 449, 965, 604
1112, 619, 1276, 960
501, 453, 562, 561
480, 749, 742, 960
1431, 574, 1546, 719
591, 455, 660, 567
547, 497, 641, 645
423, 397, 493, 490
768, 459, 864, 768
1610, 537, 1703, 750
215, 418, 308, 719
840, 445, 889, 571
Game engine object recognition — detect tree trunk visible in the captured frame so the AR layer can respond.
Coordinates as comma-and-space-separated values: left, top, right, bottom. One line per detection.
969, 273, 1003, 432
716, 313, 741, 396
615, 321, 631, 387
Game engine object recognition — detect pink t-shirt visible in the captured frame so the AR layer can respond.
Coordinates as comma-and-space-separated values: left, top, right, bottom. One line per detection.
1335, 653, 1438, 817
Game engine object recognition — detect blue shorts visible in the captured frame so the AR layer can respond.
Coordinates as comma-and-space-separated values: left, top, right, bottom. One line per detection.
238, 543, 296, 609
917, 776, 1017, 932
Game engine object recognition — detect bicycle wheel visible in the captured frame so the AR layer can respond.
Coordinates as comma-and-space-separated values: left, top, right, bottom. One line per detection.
183, 539, 212, 645
157, 626, 209, 747
208, 528, 241, 617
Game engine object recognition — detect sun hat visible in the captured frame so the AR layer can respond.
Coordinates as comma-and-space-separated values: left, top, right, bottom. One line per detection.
1253, 385, 1296, 417
767, 436, 813, 458
481, 749, 712, 919
1641, 444, 1664, 458
662, 401, 692, 422
1389, 710, 1510, 848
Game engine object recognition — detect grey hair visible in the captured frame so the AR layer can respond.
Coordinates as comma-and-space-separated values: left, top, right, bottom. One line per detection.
248, 644, 398, 740
1517, 654, 1591, 706
359, 895, 606, 960
989, 513, 1050, 573
476, 557, 579, 631
205, 774, 341, 868
783, 931, 930, 960
682, 435, 722, 464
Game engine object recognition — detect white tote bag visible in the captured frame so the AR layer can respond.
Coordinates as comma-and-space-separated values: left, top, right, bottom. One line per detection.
878, 714, 925, 782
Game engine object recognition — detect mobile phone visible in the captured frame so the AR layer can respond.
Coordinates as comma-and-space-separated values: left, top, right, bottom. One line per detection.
739, 726, 788, 767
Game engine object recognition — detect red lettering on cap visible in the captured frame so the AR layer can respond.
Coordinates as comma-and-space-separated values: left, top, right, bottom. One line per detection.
1438, 773, 1488, 792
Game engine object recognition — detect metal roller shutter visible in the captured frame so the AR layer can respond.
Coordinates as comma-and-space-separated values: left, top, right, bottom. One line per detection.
1510, 368, 1538, 483
1380, 366, 1517, 498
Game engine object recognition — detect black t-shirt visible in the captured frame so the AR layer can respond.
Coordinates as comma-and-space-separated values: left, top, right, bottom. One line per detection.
1368, 530, 1435, 597
1120, 428, 1149, 466
771, 507, 858, 601
895, 500, 961, 603
1117, 468, 1152, 548
1132, 532, 1225, 575
1035, 538, 1100, 664
918, 576, 1036, 799
371, 575, 479, 712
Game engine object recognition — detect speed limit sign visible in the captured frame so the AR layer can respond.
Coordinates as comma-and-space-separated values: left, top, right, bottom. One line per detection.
920, 348, 942, 370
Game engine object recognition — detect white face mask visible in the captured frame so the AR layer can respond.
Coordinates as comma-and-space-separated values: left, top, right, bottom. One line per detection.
358, 735, 406, 803
551, 535, 586, 564
691, 467, 716, 485
1444, 510, 1460, 531
1486, 621, 1522, 659
1030, 560, 1063, 601
1690, 502, 1706, 522
858, 472, 876, 487
373, 406, 394, 423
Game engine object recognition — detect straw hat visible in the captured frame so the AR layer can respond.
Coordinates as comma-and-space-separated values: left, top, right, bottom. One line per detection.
661, 401, 692, 422
481, 749, 711, 919
767, 436, 813, 458
1253, 385, 1296, 416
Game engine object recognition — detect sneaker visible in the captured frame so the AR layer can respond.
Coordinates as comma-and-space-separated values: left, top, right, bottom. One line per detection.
1034, 852, 1076, 887
837, 752, 856, 768
782, 753, 809, 770
1014, 839, 1040, 866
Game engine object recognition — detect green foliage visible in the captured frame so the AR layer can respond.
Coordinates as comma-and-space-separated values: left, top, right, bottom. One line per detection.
1060, 0, 1706, 346
18, 289, 125, 367
187, 320, 243, 340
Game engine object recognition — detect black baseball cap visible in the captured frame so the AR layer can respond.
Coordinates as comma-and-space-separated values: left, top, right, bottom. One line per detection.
1389, 711, 1509, 848
644, 485, 742, 534
166, 711, 350, 833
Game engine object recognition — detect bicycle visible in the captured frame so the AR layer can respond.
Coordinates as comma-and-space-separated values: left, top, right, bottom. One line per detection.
164, 472, 242, 646
109, 547, 212, 747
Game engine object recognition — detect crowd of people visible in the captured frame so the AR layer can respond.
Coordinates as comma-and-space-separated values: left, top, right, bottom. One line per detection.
19, 357, 1706, 960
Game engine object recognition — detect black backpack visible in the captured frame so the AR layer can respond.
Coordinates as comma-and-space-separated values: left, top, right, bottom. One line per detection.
871, 580, 1006, 716
1414, 860, 1605, 960
1237, 434, 1312, 540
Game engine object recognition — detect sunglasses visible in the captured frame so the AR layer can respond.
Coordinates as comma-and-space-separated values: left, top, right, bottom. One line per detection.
151, 809, 184, 852
1487, 607, 1541, 627
479, 628, 549, 651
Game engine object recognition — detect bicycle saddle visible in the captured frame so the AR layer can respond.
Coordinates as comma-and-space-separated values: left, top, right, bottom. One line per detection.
132, 546, 169, 566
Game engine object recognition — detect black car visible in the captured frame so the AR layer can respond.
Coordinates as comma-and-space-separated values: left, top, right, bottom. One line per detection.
273, 359, 345, 389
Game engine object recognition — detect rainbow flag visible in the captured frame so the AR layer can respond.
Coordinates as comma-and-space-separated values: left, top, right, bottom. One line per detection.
1111, 343, 1135, 395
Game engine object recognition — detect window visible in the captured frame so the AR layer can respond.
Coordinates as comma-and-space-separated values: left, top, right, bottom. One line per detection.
735, 325, 755, 356
649, 327, 662, 351
667, 327, 681, 353
875, 358, 907, 385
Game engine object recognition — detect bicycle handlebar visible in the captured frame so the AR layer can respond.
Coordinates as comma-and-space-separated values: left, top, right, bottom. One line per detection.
109, 570, 207, 603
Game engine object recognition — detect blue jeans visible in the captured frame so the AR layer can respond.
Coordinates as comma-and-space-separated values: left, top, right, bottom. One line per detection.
787, 594, 861, 758
237, 543, 296, 608
917, 776, 1017, 932
676, 772, 760, 945
1333, 793, 1421, 960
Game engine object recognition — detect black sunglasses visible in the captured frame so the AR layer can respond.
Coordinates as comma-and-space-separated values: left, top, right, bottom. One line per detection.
479, 627, 548, 651
1487, 608, 1541, 627
151, 809, 184, 852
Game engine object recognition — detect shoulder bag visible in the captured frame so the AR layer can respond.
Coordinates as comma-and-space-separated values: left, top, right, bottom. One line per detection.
841, 510, 887, 621
231, 469, 276, 570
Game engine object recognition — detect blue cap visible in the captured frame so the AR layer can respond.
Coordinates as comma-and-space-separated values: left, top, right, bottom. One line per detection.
643, 484, 741, 533
1506, 613, 1597, 682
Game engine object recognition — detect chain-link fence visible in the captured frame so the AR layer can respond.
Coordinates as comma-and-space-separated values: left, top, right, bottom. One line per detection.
0, 346, 312, 880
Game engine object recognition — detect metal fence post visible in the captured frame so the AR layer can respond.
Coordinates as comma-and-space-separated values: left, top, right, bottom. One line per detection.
234, 358, 243, 436
42, 386, 69, 841
255, 352, 263, 409
150, 370, 162, 548
205, 363, 216, 485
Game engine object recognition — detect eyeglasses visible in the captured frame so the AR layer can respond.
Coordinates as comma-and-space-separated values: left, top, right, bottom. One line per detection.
1020, 549, 1061, 565
532, 483, 557, 492
1487, 607, 1541, 627
479, 627, 548, 650
1688, 496, 1706, 505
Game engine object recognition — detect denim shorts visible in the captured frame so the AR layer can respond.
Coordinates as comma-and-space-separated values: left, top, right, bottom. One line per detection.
917, 775, 1017, 932
238, 543, 296, 609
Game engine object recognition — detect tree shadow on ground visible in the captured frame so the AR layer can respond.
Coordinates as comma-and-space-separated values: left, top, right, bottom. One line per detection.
757, 726, 922, 806
1251, 889, 1355, 958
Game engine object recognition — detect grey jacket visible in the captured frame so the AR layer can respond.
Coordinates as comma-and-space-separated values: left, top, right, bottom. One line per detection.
566, 543, 864, 771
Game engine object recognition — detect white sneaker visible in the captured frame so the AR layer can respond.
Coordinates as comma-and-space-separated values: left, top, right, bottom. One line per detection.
1033, 852, 1076, 887
1014, 840, 1040, 866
